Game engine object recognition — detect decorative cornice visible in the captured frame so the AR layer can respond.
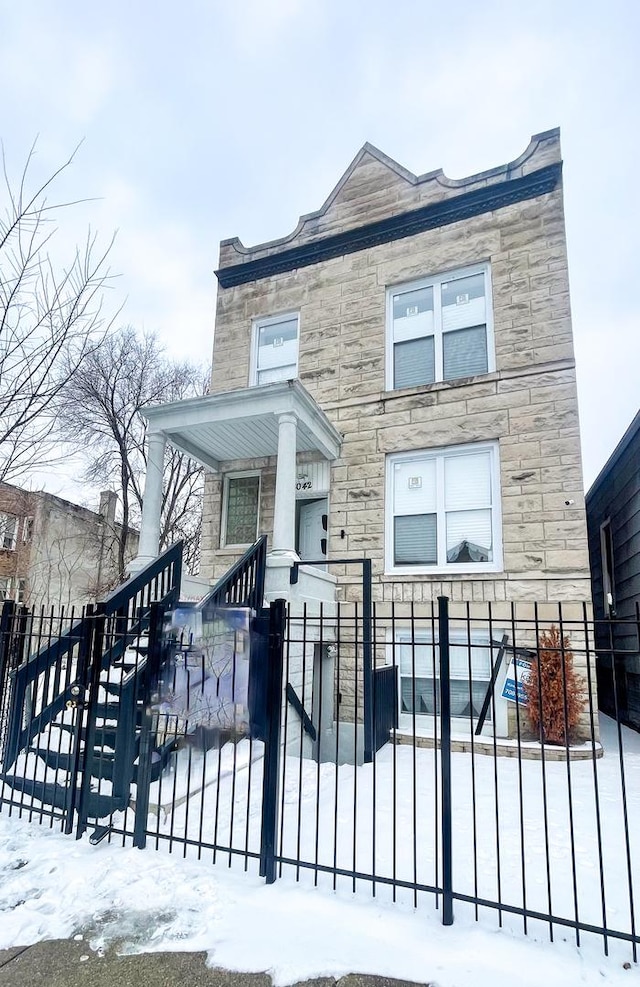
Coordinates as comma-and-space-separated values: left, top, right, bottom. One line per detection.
215, 162, 562, 289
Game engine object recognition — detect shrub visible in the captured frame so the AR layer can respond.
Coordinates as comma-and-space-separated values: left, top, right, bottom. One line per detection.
524, 625, 586, 745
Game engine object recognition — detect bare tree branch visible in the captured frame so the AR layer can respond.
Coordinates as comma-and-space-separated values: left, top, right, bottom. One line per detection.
0, 141, 116, 480
54, 326, 209, 578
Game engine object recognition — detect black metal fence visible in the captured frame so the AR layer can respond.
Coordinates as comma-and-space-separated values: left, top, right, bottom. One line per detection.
274, 597, 639, 963
0, 593, 638, 965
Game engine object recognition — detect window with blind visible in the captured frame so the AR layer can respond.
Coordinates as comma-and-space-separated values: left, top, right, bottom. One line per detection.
251, 313, 299, 386
387, 265, 493, 390
222, 473, 261, 547
386, 443, 502, 573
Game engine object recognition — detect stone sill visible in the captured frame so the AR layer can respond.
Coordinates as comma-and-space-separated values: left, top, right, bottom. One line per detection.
379, 571, 590, 582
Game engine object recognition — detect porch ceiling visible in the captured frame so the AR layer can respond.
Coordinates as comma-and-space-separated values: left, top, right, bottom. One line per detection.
142, 379, 342, 472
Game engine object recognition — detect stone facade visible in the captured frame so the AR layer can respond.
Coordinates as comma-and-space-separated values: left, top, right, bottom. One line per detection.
202, 129, 591, 611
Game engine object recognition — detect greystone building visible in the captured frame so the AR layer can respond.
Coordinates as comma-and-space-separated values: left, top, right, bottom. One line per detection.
134, 129, 593, 743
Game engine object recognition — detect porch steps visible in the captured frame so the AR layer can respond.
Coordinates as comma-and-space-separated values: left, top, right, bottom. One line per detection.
25, 734, 177, 783
0, 774, 129, 818
0, 636, 177, 819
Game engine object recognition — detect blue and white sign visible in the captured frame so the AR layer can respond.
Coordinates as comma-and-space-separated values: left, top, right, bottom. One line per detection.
501, 656, 532, 704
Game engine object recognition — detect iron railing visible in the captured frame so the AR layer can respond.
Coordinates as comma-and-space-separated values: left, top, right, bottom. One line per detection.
373, 665, 398, 752
197, 535, 267, 612
274, 598, 639, 964
0, 542, 183, 773
1, 592, 639, 968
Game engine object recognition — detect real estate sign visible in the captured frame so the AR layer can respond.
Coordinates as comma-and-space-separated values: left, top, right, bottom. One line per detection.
501, 656, 532, 704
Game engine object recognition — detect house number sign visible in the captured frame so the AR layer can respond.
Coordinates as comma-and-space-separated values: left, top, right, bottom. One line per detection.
296, 480, 313, 490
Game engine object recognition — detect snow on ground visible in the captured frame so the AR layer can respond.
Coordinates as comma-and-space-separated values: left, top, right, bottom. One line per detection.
0, 716, 638, 987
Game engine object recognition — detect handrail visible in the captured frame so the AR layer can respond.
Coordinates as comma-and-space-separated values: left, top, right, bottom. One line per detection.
1, 542, 185, 767
102, 541, 183, 615
13, 542, 184, 682
197, 535, 267, 612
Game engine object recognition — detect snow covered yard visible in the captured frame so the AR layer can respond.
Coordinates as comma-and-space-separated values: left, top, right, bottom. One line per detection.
0, 715, 638, 987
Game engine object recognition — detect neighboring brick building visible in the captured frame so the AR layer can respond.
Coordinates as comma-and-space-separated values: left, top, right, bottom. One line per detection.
0, 483, 138, 612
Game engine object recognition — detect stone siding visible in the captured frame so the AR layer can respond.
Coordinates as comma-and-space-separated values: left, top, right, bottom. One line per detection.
203, 130, 591, 608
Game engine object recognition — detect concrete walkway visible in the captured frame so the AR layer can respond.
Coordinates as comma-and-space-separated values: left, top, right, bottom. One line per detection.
0, 941, 434, 987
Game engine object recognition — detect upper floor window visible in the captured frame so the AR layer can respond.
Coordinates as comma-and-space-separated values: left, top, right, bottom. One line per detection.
386, 264, 493, 391
251, 313, 299, 386
0, 577, 11, 600
22, 517, 34, 543
385, 442, 502, 574
0, 513, 18, 551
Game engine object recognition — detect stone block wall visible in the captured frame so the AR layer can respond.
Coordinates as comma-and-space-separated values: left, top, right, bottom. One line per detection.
203, 129, 591, 610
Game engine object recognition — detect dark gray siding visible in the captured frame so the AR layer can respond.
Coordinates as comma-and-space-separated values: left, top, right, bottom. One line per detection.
586, 414, 640, 729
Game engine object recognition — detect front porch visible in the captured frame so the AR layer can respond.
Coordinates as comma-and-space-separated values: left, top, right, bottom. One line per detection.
133, 379, 343, 610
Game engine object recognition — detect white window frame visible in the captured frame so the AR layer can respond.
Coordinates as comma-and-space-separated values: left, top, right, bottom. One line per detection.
385, 262, 494, 391
250, 312, 300, 387
220, 470, 261, 549
22, 516, 34, 543
386, 625, 508, 735
0, 512, 18, 551
0, 576, 12, 600
385, 441, 503, 575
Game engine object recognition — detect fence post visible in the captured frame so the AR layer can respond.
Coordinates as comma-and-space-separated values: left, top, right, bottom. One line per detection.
259, 598, 285, 883
76, 606, 107, 839
134, 601, 165, 848
438, 595, 454, 926
63, 606, 95, 835
362, 559, 374, 763
0, 600, 16, 763
0, 600, 15, 687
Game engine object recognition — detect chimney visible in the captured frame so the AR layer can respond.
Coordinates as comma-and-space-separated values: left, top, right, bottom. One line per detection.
99, 491, 118, 526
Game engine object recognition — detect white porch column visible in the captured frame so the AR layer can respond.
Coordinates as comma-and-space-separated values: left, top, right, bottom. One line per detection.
271, 411, 298, 560
130, 430, 166, 571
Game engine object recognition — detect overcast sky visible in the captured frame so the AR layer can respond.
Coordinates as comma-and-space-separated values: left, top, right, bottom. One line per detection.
1, 0, 638, 500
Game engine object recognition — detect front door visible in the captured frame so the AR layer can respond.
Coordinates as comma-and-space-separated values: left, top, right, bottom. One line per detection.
297, 498, 327, 564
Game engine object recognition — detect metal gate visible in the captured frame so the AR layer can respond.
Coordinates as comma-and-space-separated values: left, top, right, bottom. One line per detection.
1, 589, 639, 965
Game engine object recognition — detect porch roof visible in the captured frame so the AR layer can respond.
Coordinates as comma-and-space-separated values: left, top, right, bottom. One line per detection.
142, 379, 342, 472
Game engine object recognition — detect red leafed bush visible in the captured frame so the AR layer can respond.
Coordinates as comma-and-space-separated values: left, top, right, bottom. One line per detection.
524, 625, 586, 745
